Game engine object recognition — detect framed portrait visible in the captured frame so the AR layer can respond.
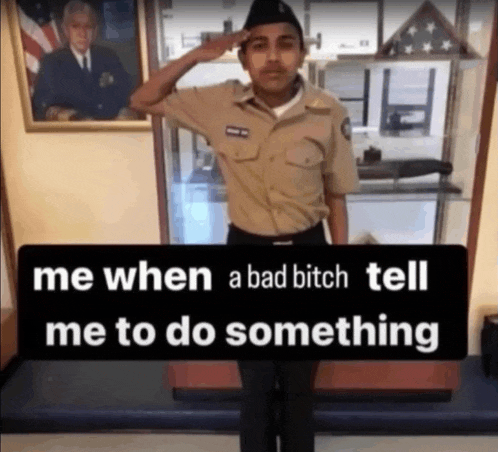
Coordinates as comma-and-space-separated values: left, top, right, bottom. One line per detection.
7, 0, 151, 131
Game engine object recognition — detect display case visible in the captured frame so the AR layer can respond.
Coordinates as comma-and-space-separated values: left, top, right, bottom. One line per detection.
145, 0, 496, 398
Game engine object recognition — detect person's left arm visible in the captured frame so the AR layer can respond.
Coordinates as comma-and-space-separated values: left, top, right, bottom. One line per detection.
324, 191, 349, 245
322, 103, 360, 244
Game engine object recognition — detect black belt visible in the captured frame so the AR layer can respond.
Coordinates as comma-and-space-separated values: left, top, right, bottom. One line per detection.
227, 222, 327, 245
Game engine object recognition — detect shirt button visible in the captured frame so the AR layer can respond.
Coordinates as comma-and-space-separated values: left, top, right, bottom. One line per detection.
270, 156, 275, 162
98, 104, 103, 109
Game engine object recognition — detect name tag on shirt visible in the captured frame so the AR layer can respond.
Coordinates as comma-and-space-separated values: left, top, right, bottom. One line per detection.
225, 125, 250, 139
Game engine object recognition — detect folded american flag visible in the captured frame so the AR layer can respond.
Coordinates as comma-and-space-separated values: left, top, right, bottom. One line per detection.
378, 0, 479, 59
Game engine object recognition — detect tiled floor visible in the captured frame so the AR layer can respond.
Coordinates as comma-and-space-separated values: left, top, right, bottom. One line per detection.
2, 434, 498, 452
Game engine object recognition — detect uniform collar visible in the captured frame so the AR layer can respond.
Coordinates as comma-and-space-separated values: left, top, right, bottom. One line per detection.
233, 74, 331, 112
70, 45, 91, 71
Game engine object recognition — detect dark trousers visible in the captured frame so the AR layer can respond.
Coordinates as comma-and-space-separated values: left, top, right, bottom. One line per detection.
238, 361, 317, 452
227, 222, 325, 452
227, 222, 328, 246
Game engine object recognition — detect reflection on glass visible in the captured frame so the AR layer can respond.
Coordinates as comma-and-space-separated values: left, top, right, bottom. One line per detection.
401, 111, 426, 124
326, 68, 365, 98
166, 62, 244, 244
388, 68, 431, 105
310, 2, 378, 55
325, 67, 368, 126
343, 101, 365, 127
381, 67, 436, 137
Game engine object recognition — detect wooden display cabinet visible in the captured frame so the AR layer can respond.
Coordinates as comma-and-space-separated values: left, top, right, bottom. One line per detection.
166, 360, 460, 399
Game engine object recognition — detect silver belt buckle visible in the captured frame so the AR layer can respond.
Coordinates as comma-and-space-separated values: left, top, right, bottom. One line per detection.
273, 240, 293, 245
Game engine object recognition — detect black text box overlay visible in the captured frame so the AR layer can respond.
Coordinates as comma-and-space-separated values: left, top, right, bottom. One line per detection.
18, 245, 468, 360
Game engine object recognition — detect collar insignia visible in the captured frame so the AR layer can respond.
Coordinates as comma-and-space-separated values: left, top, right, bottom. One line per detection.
309, 98, 328, 109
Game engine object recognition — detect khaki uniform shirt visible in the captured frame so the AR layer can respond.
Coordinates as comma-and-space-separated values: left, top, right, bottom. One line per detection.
162, 76, 360, 236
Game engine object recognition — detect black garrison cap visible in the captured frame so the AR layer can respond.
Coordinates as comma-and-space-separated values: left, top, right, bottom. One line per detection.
243, 0, 303, 43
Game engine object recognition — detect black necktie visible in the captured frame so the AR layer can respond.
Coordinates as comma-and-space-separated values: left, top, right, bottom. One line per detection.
82, 56, 90, 74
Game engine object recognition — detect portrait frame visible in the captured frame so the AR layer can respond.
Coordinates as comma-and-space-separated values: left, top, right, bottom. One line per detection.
7, 0, 151, 132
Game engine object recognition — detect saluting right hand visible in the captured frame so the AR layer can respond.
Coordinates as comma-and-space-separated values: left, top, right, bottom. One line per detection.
192, 30, 251, 62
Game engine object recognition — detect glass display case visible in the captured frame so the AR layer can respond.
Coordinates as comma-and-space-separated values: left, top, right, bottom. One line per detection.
153, 0, 492, 246
147, 0, 496, 398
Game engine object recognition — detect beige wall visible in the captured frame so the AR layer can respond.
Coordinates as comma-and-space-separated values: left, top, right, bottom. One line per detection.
1, 1, 497, 355
1, 235, 13, 310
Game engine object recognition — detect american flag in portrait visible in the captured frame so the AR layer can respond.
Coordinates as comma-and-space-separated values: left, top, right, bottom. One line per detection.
17, 0, 62, 95
378, 0, 479, 60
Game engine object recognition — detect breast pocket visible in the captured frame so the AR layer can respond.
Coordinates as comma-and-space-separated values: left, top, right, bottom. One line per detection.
219, 142, 260, 162
283, 140, 325, 196
285, 140, 324, 168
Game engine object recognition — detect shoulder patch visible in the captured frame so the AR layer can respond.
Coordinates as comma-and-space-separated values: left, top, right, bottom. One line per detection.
341, 117, 352, 141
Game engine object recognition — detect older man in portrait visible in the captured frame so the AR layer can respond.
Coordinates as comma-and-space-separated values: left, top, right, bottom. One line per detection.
33, 0, 135, 121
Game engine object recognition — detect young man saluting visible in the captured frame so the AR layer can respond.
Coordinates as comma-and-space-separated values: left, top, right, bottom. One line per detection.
131, 0, 359, 246
131, 0, 359, 450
